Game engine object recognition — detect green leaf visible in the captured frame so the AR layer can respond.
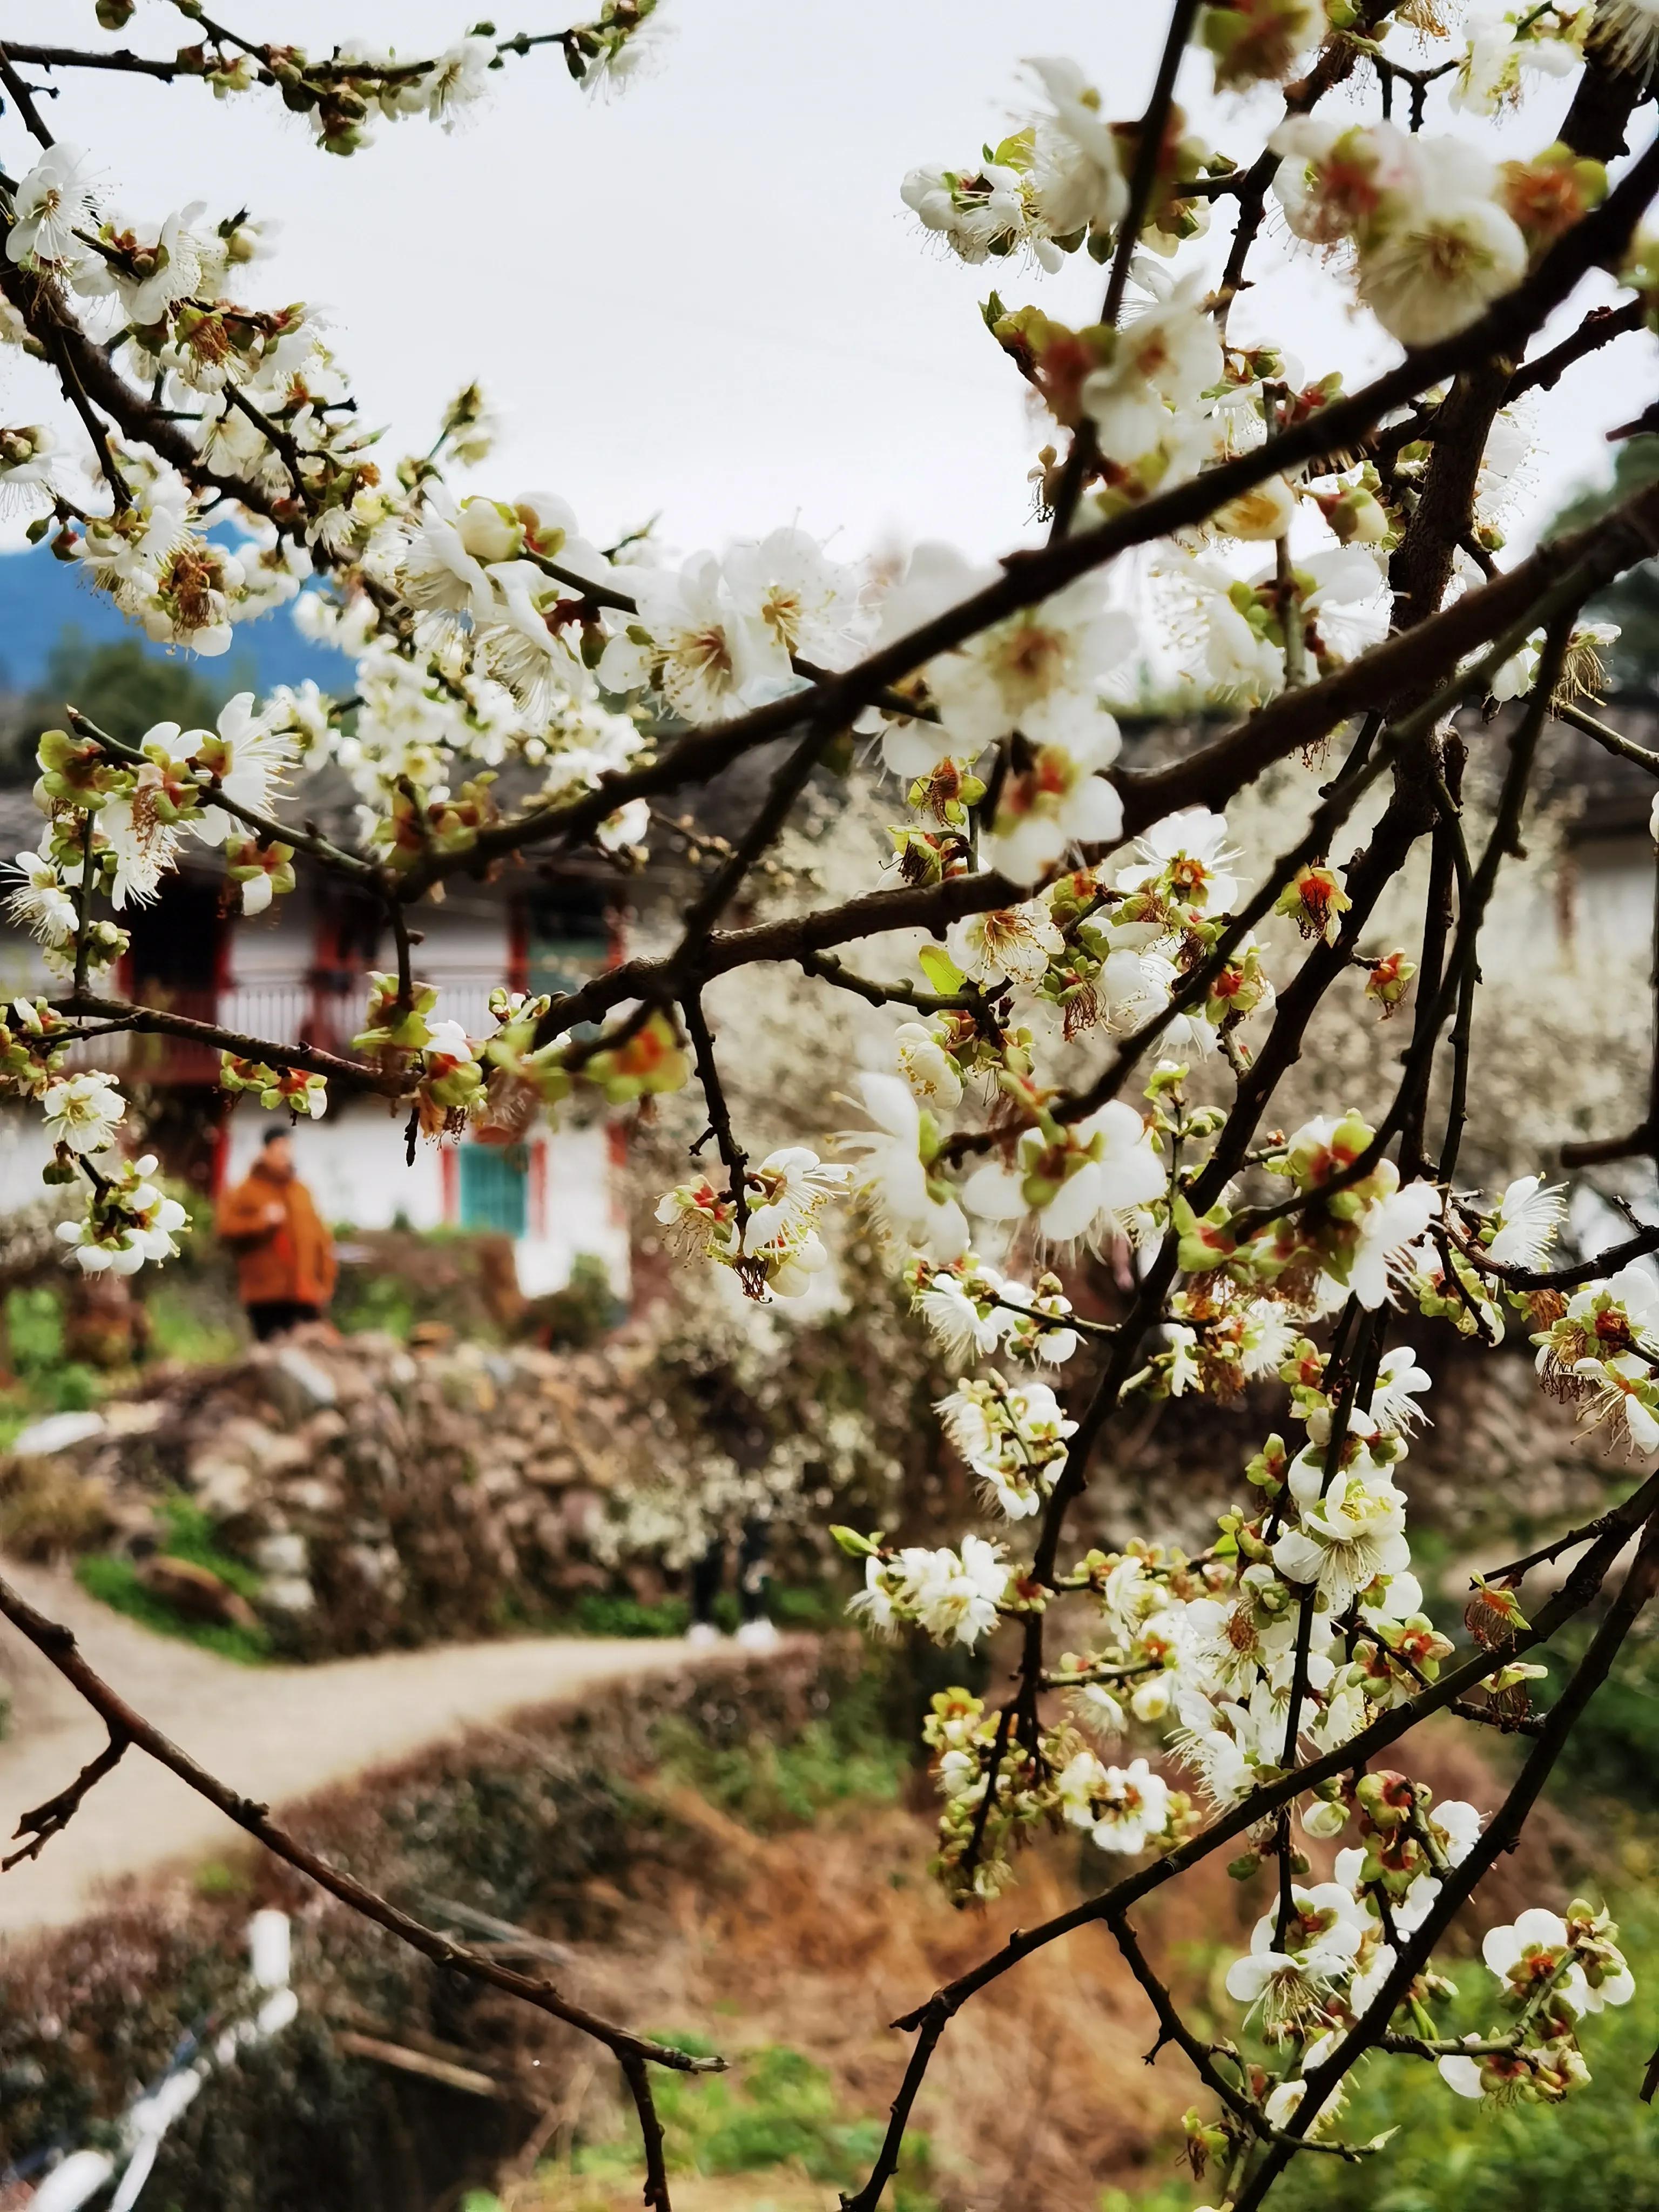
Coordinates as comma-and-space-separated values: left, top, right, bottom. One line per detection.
918, 943, 965, 995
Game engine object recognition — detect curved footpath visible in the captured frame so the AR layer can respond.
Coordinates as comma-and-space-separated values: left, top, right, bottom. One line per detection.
0, 1557, 712, 1940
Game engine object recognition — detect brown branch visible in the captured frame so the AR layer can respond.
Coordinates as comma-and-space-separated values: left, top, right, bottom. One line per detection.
795, 950, 979, 1016
1049, 0, 1202, 537
1230, 1508, 1659, 2210
392, 134, 1659, 902
1554, 697, 1659, 777
0, 44, 57, 147
682, 990, 751, 1256
1224, 625, 1573, 1235
1505, 298, 1647, 401
55, 993, 397, 1095
1451, 1218, 1659, 1291
840, 1471, 1659, 2211
1108, 1910, 1257, 2125
489, 474, 1659, 1060
0, 44, 192, 82
2, 1728, 128, 1871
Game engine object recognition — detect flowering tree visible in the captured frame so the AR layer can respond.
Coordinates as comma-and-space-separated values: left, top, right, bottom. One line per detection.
4, 2, 1659, 2207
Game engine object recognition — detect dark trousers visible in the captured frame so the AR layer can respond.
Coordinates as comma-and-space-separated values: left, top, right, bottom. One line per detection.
246, 1299, 322, 1342
691, 1519, 770, 1625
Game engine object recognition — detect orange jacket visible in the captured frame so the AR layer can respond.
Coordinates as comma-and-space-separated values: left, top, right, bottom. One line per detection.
217, 1160, 338, 1309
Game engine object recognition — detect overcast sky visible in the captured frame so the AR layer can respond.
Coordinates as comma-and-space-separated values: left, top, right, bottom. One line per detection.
3, 0, 1652, 566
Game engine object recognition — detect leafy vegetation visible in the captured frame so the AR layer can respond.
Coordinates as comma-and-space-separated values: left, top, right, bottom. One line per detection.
1271, 1898, 1659, 2212
1550, 437, 1659, 696
1097, 1900, 1659, 2212
0, 1271, 241, 1449
1535, 1622, 1659, 1817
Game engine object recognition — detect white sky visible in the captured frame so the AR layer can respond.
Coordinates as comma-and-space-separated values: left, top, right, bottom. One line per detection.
2, 0, 1654, 565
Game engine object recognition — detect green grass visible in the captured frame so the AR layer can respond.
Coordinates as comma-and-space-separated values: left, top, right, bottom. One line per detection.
0, 1285, 102, 1447
145, 1284, 244, 1367
150, 1492, 265, 1600
0, 1280, 241, 1452
561, 1583, 845, 1642
564, 2042, 936, 2209
72, 1500, 274, 1664
73, 1555, 272, 1664
331, 1270, 419, 1339
650, 1664, 909, 1834
569, 1590, 693, 1638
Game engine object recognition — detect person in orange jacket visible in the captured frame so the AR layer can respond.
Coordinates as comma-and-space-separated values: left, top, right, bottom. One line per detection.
216, 1128, 338, 1341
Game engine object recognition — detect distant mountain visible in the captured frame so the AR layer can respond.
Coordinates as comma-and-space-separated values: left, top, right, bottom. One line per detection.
0, 544, 354, 697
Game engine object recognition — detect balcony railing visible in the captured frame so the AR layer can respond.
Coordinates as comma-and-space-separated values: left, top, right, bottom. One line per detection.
69, 973, 524, 1085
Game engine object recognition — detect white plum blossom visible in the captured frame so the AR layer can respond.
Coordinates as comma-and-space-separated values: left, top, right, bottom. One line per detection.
837, 1073, 970, 1258
926, 579, 1136, 757
1225, 1884, 1368, 2020
981, 699, 1124, 883
901, 163, 1042, 266
960, 1101, 1166, 1246
1487, 1174, 1566, 1266
1057, 1751, 1171, 1853
1368, 1345, 1432, 1437
946, 903, 1065, 990
894, 1021, 964, 1109
1273, 1467, 1411, 1611
396, 489, 500, 630
852, 1535, 1011, 1648
1081, 268, 1223, 465
42, 1071, 126, 1156
5, 145, 100, 274
598, 551, 771, 724
1347, 1175, 1442, 1308
1116, 806, 1240, 913
1026, 57, 1129, 237
5, 851, 80, 948
741, 1145, 851, 1252
723, 527, 871, 679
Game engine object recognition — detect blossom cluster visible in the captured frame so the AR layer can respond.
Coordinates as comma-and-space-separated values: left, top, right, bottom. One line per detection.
4, 11, 1657, 2191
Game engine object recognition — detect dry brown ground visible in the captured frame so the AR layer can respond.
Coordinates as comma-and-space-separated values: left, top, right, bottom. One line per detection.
480, 1730, 1579, 2212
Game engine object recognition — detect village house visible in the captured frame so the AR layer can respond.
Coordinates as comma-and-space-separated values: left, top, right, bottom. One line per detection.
0, 777, 631, 1299
0, 703, 1650, 1301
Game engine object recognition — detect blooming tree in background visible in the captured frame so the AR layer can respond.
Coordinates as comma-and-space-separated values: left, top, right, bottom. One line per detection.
4, 2, 1659, 2207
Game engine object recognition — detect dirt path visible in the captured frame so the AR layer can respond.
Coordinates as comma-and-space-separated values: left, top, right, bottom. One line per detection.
0, 1557, 710, 1941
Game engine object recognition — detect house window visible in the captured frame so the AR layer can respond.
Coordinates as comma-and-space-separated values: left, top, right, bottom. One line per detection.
458, 1143, 529, 1236
525, 886, 610, 1005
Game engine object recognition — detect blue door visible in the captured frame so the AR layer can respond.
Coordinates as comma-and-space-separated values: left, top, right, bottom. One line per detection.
458, 1143, 529, 1236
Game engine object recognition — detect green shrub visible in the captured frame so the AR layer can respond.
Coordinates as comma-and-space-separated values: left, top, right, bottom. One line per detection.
1535, 1624, 1659, 1815
332, 1270, 417, 1339
5, 1284, 64, 1372
0, 1286, 102, 1420
146, 1284, 242, 1367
